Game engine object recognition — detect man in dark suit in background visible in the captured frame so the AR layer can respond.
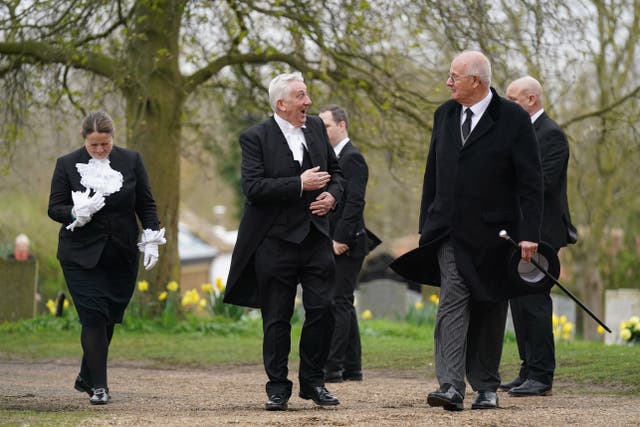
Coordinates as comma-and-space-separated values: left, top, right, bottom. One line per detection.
319, 105, 370, 383
500, 76, 577, 397
392, 51, 543, 411
224, 73, 344, 411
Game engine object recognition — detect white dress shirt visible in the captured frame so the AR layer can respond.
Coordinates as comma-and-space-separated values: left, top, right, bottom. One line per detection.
274, 113, 307, 165
461, 90, 493, 136
333, 138, 350, 158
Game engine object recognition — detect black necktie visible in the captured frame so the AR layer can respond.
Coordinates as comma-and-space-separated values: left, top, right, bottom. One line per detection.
462, 108, 473, 142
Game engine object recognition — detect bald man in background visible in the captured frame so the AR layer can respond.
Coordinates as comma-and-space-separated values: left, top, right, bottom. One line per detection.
500, 76, 576, 397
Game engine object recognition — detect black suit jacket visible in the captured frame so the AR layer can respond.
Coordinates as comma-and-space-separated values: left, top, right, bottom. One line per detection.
534, 112, 576, 249
224, 115, 344, 308
48, 146, 160, 269
330, 141, 370, 259
392, 88, 543, 301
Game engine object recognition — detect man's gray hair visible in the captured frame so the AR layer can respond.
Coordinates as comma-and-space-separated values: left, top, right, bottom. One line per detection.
268, 72, 304, 112
459, 51, 492, 86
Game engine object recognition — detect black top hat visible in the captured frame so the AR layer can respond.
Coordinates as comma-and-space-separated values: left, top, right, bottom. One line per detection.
508, 241, 560, 294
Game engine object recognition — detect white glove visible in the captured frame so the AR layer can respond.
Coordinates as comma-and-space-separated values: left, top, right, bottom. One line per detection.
138, 228, 166, 271
66, 189, 106, 231
143, 243, 159, 271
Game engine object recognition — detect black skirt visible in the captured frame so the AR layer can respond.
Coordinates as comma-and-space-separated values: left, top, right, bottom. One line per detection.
61, 240, 139, 325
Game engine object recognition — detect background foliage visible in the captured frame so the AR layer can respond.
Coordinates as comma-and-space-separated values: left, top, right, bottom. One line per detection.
0, 0, 639, 337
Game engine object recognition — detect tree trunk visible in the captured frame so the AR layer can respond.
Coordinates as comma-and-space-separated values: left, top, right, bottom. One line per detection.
122, 0, 186, 301
580, 255, 605, 341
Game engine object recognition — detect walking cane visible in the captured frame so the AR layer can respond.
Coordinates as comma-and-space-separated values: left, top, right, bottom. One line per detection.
499, 230, 611, 333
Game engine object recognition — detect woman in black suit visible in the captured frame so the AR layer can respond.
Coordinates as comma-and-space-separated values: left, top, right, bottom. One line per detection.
48, 111, 165, 404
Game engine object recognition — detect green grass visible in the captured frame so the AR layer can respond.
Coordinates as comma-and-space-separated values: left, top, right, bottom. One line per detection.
0, 410, 93, 427
1, 316, 639, 394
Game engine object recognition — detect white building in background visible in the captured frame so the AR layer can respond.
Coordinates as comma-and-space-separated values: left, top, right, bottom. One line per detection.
178, 223, 218, 292
209, 225, 237, 285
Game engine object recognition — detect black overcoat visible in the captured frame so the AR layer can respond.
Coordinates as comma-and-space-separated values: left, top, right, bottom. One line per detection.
391, 88, 543, 301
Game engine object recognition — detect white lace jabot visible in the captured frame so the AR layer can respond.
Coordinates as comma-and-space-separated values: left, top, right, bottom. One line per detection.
75, 158, 123, 195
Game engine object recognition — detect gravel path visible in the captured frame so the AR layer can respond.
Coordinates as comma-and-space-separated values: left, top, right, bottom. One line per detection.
1, 359, 639, 426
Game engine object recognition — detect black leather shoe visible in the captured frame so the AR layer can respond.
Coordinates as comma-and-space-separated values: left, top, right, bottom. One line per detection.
471, 391, 498, 409
508, 379, 552, 397
427, 384, 464, 411
90, 387, 110, 405
343, 371, 363, 381
499, 376, 525, 391
265, 393, 289, 411
324, 369, 344, 383
74, 375, 93, 397
299, 386, 340, 406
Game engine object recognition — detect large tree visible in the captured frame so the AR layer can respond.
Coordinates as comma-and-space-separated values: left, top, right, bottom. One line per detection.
0, 0, 428, 296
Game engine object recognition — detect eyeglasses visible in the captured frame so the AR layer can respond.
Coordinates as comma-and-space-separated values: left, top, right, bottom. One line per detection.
448, 74, 473, 83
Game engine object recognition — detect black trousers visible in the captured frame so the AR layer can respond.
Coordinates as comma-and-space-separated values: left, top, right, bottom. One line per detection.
509, 292, 555, 385
326, 254, 364, 374
255, 227, 335, 398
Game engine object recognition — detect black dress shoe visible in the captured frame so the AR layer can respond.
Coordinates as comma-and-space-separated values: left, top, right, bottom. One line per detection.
508, 379, 552, 397
427, 384, 464, 411
471, 391, 498, 409
342, 371, 363, 381
89, 387, 110, 405
74, 375, 93, 397
299, 386, 340, 406
324, 369, 344, 383
498, 376, 525, 391
265, 393, 289, 411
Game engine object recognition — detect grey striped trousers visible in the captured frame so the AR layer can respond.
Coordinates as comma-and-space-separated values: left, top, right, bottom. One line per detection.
434, 239, 508, 396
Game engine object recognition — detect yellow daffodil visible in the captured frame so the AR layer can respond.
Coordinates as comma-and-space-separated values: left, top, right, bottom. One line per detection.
63, 300, 69, 308
215, 277, 226, 292
552, 314, 558, 327
137, 280, 149, 292
562, 323, 573, 333
46, 299, 56, 315
167, 281, 179, 292
415, 301, 425, 310
158, 291, 168, 301
429, 294, 439, 305
619, 315, 640, 342
620, 320, 629, 329
198, 299, 207, 309
559, 315, 567, 324
362, 309, 373, 320
201, 283, 214, 294
597, 325, 605, 335
181, 289, 201, 307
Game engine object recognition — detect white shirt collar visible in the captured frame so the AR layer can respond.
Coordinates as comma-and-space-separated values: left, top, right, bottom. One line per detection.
465, 90, 493, 118
274, 113, 306, 133
333, 138, 350, 157
273, 113, 307, 164
530, 108, 544, 124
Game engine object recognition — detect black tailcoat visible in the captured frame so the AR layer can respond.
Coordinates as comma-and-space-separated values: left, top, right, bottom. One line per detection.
330, 141, 370, 258
48, 146, 160, 268
224, 115, 343, 308
535, 112, 576, 248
